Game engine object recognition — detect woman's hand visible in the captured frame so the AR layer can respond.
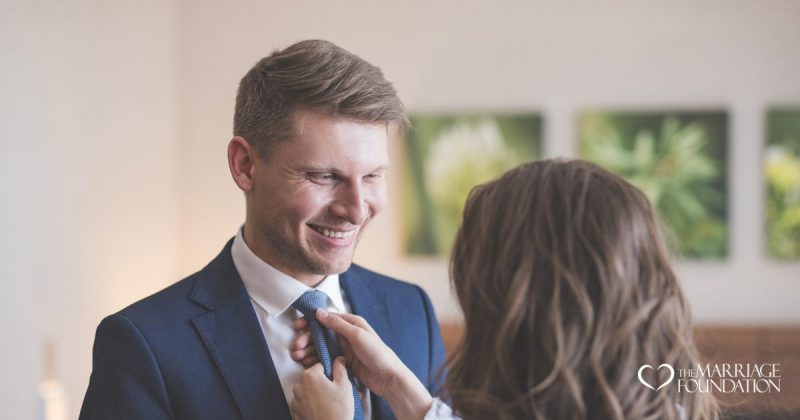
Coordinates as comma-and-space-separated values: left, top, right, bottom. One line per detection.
289, 311, 434, 420
315, 310, 434, 420
290, 357, 353, 420
290, 317, 319, 368
289, 311, 404, 395
313, 310, 405, 396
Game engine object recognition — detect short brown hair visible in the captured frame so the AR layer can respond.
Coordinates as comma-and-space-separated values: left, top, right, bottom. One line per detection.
233, 40, 409, 155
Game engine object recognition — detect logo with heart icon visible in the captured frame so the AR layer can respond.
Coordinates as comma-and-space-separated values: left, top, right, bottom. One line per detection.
638, 363, 675, 391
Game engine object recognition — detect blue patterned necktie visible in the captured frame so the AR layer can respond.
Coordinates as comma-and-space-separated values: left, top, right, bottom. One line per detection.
292, 290, 364, 420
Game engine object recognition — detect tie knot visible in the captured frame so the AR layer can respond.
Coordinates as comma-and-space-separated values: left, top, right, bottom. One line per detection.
292, 290, 328, 319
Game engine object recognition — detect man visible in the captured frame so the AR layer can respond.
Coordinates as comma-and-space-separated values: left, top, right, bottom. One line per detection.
80, 40, 446, 420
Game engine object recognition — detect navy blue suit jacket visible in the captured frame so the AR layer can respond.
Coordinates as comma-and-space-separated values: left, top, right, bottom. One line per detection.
80, 239, 446, 420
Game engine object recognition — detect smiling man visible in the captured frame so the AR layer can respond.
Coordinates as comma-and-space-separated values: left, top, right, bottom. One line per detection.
80, 40, 446, 420
236, 110, 389, 284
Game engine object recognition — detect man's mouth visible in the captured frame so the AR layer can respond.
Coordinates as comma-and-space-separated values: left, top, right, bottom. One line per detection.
308, 224, 358, 239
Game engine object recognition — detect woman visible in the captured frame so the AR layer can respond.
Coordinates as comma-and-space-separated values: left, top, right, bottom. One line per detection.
291, 159, 719, 420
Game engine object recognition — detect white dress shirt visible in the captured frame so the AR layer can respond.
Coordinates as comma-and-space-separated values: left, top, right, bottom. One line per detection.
424, 398, 458, 420
231, 228, 372, 418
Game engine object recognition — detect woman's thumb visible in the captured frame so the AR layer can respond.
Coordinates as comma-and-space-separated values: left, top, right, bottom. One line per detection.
317, 309, 354, 339
332, 357, 349, 385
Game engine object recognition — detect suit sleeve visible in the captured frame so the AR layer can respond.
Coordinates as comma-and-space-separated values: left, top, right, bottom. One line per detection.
415, 285, 447, 395
80, 314, 173, 420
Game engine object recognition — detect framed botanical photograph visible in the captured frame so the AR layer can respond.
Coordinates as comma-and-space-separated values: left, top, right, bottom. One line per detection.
403, 113, 542, 256
579, 111, 729, 259
766, 107, 800, 259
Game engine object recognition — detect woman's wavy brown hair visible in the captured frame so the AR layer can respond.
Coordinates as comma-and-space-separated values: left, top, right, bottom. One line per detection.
445, 159, 718, 420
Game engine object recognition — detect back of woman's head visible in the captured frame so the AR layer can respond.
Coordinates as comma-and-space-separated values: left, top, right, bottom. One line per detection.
446, 159, 718, 420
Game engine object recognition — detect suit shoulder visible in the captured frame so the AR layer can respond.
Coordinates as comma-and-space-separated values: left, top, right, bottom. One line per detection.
348, 264, 427, 295
114, 271, 204, 326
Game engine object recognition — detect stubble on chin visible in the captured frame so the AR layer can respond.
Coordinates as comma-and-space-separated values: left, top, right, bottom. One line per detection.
308, 238, 360, 275
259, 218, 367, 278
285, 232, 362, 277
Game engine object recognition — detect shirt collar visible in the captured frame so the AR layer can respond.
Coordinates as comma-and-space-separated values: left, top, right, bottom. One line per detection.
231, 227, 346, 318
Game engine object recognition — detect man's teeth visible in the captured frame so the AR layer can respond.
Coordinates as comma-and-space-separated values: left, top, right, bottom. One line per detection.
312, 226, 356, 239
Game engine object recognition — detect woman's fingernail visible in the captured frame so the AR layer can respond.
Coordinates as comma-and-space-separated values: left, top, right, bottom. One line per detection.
318, 309, 329, 319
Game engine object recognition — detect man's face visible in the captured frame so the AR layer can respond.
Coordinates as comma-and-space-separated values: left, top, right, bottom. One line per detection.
246, 110, 389, 284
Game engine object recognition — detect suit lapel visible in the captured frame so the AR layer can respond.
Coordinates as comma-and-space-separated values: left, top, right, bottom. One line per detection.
190, 240, 291, 420
340, 267, 395, 351
340, 267, 397, 420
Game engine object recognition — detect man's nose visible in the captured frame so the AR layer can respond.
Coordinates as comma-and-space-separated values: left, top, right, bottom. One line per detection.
330, 182, 367, 225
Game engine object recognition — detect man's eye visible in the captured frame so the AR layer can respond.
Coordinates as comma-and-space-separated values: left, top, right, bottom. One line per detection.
308, 173, 337, 183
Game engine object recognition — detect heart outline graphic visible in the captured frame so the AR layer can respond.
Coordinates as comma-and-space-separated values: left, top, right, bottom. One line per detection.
637, 363, 675, 391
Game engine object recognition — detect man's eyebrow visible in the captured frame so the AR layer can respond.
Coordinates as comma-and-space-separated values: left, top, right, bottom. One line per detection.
292, 165, 336, 172
292, 164, 389, 173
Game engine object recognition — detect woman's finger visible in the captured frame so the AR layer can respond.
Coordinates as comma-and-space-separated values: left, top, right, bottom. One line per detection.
316, 310, 366, 340
289, 401, 299, 420
291, 347, 315, 361
339, 337, 352, 357
300, 356, 319, 368
292, 383, 304, 403
292, 317, 309, 330
306, 362, 325, 377
291, 330, 312, 351
333, 312, 376, 334
332, 357, 350, 387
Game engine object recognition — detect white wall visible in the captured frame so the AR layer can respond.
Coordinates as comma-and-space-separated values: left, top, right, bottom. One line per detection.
1, 1, 799, 419
0, 1, 178, 418
173, 0, 800, 323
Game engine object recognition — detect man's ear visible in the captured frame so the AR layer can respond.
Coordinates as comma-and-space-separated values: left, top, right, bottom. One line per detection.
228, 136, 257, 192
